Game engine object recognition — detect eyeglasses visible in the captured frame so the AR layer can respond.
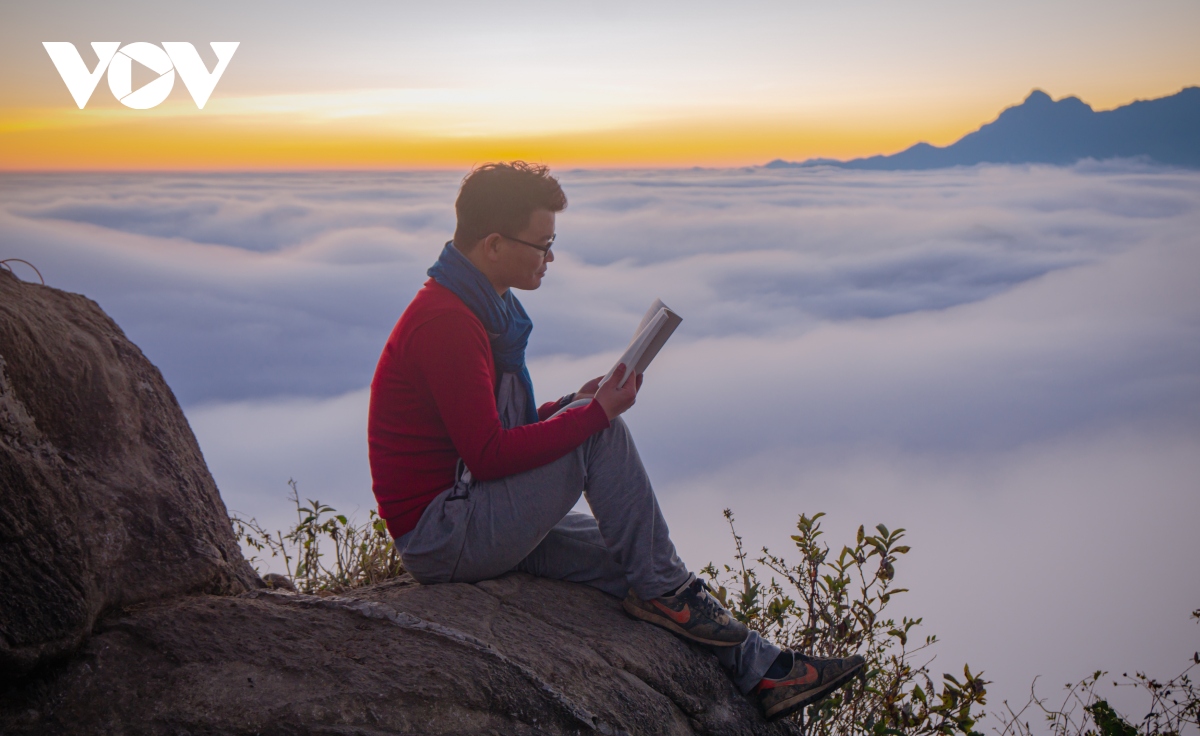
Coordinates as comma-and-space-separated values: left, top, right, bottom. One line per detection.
501, 232, 555, 255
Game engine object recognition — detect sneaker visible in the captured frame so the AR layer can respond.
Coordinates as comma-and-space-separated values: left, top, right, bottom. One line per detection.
622, 576, 750, 647
756, 651, 866, 721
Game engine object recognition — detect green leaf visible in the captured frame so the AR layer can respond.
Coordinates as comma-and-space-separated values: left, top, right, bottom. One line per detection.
1085, 700, 1138, 736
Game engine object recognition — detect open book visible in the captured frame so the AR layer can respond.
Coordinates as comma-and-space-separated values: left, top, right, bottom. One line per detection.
602, 299, 682, 388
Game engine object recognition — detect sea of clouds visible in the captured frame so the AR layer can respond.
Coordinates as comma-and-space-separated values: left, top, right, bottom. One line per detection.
2, 163, 1197, 721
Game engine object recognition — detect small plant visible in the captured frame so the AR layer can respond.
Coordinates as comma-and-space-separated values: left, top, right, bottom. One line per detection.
702, 509, 989, 736
231, 479, 404, 595
995, 610, 1199, 736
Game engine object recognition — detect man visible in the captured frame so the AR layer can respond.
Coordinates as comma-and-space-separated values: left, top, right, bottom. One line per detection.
368, 161, 864, 722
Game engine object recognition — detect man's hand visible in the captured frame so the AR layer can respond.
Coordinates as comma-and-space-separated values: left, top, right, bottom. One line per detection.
575, 375, 603, 400
594, 364, 643, 420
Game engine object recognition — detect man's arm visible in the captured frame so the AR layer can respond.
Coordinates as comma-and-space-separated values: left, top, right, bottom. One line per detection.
411, 313, 610, 481
537, 394, 576, 422
534, 374, 605, 420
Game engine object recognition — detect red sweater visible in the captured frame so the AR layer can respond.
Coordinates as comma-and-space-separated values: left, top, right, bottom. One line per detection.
368, 279, 610, 538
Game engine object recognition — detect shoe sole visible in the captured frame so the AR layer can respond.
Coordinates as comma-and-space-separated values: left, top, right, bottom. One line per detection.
622, 598, 746, 647
764, 659, 866, 721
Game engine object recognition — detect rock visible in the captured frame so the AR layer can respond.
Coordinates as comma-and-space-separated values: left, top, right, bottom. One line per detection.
0, 270, 259, 681
0, 573, 798, 735
261, 573, 297, 592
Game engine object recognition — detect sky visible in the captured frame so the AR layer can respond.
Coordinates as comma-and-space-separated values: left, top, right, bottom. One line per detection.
2, 164, 1197, 724
2, 0, 1199, 168
1, 0, 1197, 729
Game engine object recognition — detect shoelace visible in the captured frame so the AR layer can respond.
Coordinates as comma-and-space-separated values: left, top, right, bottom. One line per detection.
683, 578, 735, 621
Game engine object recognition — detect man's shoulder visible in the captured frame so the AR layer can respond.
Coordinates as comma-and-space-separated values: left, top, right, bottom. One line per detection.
397, 280, 484, 339
403, 280, 476, 323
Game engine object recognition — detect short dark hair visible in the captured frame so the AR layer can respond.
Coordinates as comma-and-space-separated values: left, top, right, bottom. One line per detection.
453, 161, 567, 248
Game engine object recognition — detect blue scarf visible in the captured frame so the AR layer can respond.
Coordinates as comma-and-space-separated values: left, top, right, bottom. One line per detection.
427, 241, 539, 426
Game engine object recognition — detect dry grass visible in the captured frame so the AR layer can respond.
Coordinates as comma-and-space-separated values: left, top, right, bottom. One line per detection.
231, 479, 404, 595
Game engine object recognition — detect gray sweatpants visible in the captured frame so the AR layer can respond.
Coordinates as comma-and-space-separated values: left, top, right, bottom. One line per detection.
397, 388, 780, 694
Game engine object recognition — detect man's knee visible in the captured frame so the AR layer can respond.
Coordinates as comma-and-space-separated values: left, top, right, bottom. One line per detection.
599, 413, 633, 445
551, 399, 632, 446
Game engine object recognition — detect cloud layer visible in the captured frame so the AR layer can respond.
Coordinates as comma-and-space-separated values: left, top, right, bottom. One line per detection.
6, 164, 1196, 403
2, 163, 1197, 716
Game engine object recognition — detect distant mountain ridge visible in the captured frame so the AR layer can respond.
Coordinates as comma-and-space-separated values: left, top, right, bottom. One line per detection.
766, 87, 1200, 170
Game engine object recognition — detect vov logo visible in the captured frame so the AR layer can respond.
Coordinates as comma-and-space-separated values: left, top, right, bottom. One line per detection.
43, 42, 239, 110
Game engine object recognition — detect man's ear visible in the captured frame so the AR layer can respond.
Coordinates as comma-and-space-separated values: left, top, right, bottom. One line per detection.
481, 233, 505, 262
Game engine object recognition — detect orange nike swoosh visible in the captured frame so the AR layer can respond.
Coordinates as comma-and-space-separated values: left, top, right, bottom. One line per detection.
759, 663, 819, 690
651, 599, 691, 624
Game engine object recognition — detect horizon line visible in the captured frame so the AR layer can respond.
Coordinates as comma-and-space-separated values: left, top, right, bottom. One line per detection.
3, 84, 1194, 174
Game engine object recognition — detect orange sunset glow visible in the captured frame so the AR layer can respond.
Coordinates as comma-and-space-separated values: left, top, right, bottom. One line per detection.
2, 0, 1197, 170
0, 110, 985, 171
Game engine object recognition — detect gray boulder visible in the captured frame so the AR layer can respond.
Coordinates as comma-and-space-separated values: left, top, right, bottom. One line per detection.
1, 573, 797, 735
0, 269, 259, 680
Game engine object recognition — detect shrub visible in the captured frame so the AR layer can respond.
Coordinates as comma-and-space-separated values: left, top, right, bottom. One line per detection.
995, 611, 1199, 736
230, 479, 404, 594
702, 509, 989, 736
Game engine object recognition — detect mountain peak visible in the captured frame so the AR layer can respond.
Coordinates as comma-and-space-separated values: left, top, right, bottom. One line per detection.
766, 86, 1200, 170
1009, 90, 1092, 116
1024, 89, 1053, 105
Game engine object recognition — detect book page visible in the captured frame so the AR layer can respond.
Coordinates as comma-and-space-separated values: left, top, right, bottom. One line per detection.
603, 300, 682, 388
635, 299, 668, 336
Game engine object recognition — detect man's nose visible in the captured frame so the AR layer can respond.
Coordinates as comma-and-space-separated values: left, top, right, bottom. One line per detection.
545, 249, 555, 263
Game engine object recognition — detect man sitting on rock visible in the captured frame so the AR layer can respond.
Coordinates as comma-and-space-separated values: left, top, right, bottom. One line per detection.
367, 161, 864, 722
